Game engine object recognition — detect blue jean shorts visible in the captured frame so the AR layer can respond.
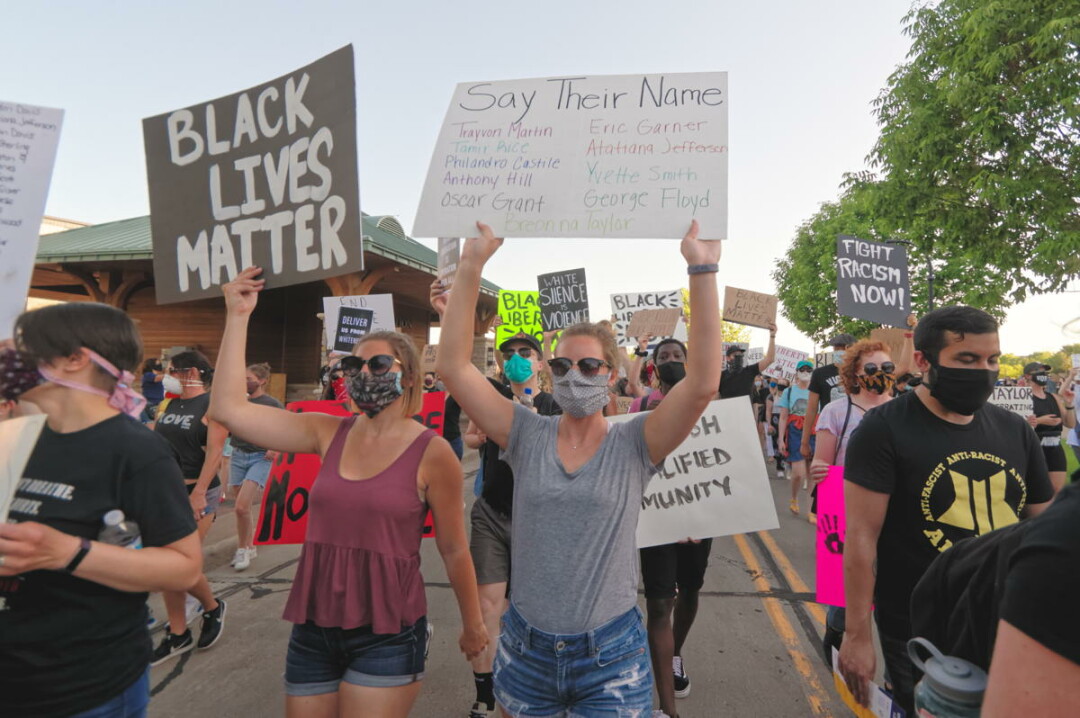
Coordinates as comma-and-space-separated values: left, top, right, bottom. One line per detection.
284, 618, 427, 695
494, 603, 653, 717
229, 447, 274, 488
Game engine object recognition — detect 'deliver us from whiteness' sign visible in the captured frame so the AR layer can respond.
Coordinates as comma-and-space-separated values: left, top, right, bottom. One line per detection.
143, 46, 363, 304
413, 72, 728, 240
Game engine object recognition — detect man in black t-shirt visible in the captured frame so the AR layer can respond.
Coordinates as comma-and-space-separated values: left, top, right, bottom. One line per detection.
838, 306, 1053, 714
799, 333, 854, 461
719, 322, 777, 399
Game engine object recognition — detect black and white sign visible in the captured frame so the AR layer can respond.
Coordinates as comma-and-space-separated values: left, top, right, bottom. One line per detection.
835, 235, 910, 327
333, 306, 374, 353
143, 46, 363, 304
538, 268, 589, 331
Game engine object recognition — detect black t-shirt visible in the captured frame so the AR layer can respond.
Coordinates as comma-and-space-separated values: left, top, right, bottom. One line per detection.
0, 415, 197, 717
720, 364, 761, 399
809, 364, 844, 408
1030, 392, 1061, 439
444, 395, 462, 442
481, 382, 560, 517
155, 392, 213, 481
1000, 482, 1080, 665
844, 391, 1054, 636
231, 394, 284, 453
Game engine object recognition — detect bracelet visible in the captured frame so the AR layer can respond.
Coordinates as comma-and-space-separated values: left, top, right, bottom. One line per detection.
64, 537, 92, 574
634, 349, 648, 358
903, 332, 914, 338
687, 263, 719, 275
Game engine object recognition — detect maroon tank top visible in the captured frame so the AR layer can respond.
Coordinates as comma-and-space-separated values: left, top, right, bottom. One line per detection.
283, 416, 436, 633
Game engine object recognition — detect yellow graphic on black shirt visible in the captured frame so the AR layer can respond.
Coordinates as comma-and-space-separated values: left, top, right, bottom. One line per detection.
920, 451, 1027, 553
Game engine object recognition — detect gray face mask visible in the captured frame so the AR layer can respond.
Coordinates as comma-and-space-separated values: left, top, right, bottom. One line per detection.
552, 370, 610, 418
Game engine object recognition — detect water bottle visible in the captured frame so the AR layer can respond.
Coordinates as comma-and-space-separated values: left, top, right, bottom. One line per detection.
98, 510, 142, 549
521, 387, 535, 409
907, 637, 986, 717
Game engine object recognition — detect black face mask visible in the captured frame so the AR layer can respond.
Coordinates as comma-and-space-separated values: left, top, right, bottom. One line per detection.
927, 362, 999, 416
728, 355, 744, 372
657, 361, 686, 387
1032, 373, 1049, 386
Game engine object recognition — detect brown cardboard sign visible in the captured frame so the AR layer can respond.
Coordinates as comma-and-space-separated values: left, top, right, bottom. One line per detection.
421, 344, 438, 374
626, 308, 682, 339
723, 287, 777, 329
870, 328, 907, 363
437, 237, 459, 290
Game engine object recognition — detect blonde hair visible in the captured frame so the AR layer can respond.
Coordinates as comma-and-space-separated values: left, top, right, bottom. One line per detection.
354, 331, 423, 417
558, 323, 620, 372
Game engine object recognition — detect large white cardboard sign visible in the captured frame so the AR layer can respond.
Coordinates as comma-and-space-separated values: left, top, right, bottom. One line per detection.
1, 414, 48, 523
0, 101, 63, 338
413, 72, 728, 239
610, 290, 684, 347
988, 386, 1032, 418
609, 397, 778, 548
762, 345, 809, 381
322, 295, 395, 353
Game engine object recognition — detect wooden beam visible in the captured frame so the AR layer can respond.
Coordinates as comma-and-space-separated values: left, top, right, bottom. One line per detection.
58, 264, 105, 303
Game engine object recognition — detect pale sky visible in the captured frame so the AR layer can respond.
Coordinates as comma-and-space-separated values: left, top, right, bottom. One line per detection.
5, 0, 1077, 355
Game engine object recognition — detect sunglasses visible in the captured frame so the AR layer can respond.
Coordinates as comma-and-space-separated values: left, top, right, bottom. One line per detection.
862, 362, 895, 376
547, 357, 611, 378
166, 367, 187, 375
339, 354, 401, 377
502, 347, 535, 360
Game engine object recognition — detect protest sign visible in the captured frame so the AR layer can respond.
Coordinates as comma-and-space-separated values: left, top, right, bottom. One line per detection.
421, 344, 438, 374
762, 345, 808, 381
626, 308, 682, 340
610, 290, 683, 347
831, 649, 906, 718
332, 306, 373, 353
870, 327, 908, 364
988, 385, 1033, 418
745, 346, 764, 365
723, 287, 777, 330
835, 235, 910, 327
538, 268, 589, 331
496, 290, 542, 347
255, 394, 445, 545
608, 397, 778, 548
816, 466, 846, 607
322, 294, 395, 352
437, 237, 459, 289
0, 100, 63, 337
413, 72, 728, 239
1072, 353, 1080, 370
0, 414, 48, 523
143, 46, 363, 304
615, 396, 634, 415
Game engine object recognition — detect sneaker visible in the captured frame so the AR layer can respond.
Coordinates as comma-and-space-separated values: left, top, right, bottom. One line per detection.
184, 595, 202, 625
469, 702, 495, 718
146, 605, 159, 629
234, 548, 252, 571
673, 655, 691, 698
230, 548, 246, 568
151, 628, 194, 666
248, 546, 257, 560
197, 598, 226, 650
652, 711, 673, 718
789, 499, 800, 515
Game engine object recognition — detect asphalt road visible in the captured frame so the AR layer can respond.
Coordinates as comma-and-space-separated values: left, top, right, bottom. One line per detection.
147, 448, 864, 717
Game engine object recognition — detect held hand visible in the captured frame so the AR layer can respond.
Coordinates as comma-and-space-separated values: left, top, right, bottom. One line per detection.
767, 322, 778, 337
677, 537, 703, 544
838, 633, 876, 707
222, 267, 265, 318
189, 490, 208, 521
0, 522, 81, 575
459, 623, 490, 661
1061, 386, 1076, 405
906, 312, 918, 329
679, 220, 721, 266
429, 278, 449, 318
779, 440, 788, 458
1026, 414, 1038, 428
460, 222, 504, 266
810, 461, 830, 485
800, 438, 812, 459
636, 333, 654, 352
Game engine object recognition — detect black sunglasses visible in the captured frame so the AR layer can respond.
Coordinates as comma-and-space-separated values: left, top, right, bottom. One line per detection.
339, 354, 401, 377
502, 347, 535, 360
862, 362, 896, 376
547, 357, 611, 378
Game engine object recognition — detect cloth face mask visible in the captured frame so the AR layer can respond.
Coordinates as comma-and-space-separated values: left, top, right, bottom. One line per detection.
551, 370, 610, 418
348, 372, 404, 418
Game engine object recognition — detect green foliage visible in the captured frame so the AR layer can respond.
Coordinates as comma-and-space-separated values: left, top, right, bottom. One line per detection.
775, 0, 1080, 340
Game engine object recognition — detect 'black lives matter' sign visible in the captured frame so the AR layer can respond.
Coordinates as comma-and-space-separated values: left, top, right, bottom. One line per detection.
333, 306, 374, 353
538, 268, 589, 331
835, 235, 910, 327
143, 46, 363, 304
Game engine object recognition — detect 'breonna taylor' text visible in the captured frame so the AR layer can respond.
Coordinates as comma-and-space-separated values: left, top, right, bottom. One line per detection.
166, 72, 348, 292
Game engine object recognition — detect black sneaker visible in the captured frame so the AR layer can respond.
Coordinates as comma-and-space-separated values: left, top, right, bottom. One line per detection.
673, 655, 691, 698
196, 598, 226, 650
151, 628, 194, 666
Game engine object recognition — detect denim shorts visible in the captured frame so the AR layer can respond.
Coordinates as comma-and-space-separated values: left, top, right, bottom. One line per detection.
494, 603, 653, 717
284, 618, 427, 695
229, 447, 274, 488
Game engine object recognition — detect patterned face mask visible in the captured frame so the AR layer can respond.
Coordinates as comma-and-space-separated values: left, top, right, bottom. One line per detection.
551, 370, 610, 418
857, 373, 895, 395
347, 371, 404, 418
0, 348, 45, 401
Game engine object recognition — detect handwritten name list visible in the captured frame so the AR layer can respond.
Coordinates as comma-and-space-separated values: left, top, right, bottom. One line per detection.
413, 73, 728, 239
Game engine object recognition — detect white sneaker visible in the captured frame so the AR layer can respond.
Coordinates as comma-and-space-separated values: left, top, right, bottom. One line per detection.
652, 711, 672, 718
230, 548, 246, 567
185, 595, 202, 625
248, 546, 257, 559
234, 548, 252, 571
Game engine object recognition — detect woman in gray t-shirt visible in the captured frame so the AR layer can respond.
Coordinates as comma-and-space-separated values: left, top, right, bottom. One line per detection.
435, 219, 723, 716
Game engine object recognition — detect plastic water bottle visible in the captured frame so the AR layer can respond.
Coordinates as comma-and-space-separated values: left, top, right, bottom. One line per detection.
521, 387, 535, 409
907, 637, 986, 717
98, 510, 142, 549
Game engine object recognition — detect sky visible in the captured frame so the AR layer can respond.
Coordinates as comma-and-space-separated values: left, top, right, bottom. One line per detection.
5, 0, 1078, 356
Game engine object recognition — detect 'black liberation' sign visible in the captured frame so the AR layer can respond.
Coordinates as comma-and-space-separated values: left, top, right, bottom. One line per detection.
143, 45, 363, 304
835, 235, 910, 327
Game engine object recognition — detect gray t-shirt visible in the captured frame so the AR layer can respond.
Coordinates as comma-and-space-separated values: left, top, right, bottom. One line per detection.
230, 394, 284, 453
502, 402, 657, 633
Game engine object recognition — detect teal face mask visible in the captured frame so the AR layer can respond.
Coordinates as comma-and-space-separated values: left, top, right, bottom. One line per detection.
504, 353, 535, 384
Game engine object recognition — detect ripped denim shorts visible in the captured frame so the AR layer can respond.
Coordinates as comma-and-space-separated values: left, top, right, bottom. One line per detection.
493, 603, 653, 717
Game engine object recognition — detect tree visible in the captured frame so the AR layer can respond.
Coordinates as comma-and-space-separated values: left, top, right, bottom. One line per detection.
775, 0, 1080, 340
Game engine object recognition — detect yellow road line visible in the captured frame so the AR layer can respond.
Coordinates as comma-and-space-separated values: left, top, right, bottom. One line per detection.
756, 530, 827, 627
734, 533, 834, 718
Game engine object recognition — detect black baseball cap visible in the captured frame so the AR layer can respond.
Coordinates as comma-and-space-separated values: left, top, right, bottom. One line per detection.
827, 333, 857, 348
1023, 361, 1051, 375
498, 332, 542, 354
725, 345, 746, 356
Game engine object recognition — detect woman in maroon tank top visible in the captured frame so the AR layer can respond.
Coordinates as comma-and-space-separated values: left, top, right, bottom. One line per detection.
211, 268, 487, 718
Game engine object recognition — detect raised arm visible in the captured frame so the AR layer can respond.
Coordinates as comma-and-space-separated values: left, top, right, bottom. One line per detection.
434, 223, 515, 448
756, 323, 777, 372
644, 221, 722, 464
211, 267, 339, 456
